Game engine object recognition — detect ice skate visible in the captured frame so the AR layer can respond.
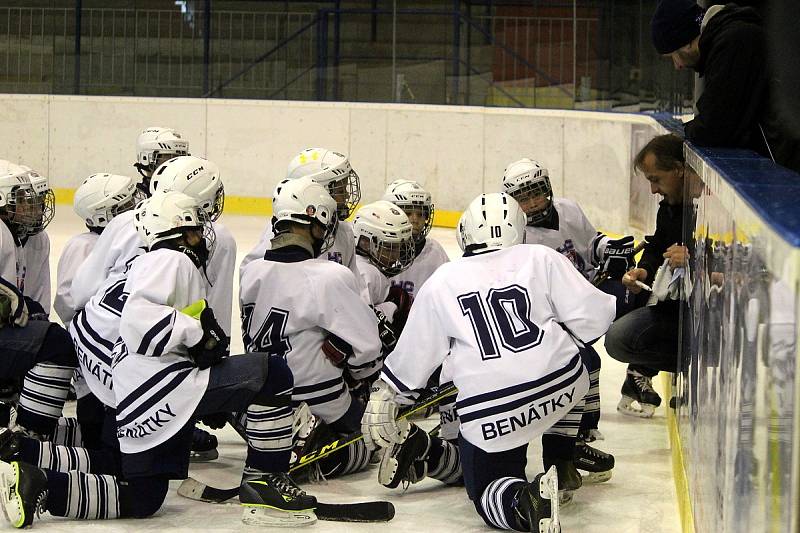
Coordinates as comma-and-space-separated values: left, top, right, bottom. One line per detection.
378, 424, 430, 489
512, 466, 560, 533
240, 472, 317, 527
617, 370, 661, 418
189, 426, 219, 462
574, 440, 614, 483
0, 460, 48, 529
543, 457, 581, 507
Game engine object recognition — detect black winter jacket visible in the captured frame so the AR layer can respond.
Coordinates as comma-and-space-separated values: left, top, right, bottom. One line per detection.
685, 4, 800, 174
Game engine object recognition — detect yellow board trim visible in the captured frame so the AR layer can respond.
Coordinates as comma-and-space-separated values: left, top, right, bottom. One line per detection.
663, 374, 696, 533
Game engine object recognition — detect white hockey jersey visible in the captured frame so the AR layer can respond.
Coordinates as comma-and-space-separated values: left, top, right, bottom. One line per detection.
240, 219, 369, 304
54, 232, 99, 325
114, 249, 208, 453
70, 210, 236, 335
389, 238, 450, 297
524, 198, 605, 281
0, 222, 51, 314
381, 244, 616, 453
240, 253, 382, 423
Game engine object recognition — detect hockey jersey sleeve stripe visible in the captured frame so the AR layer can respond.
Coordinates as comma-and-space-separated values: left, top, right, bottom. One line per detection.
292, 377, 344, 395
347, 359, 379, 370
457, 354, 581, 410
458, 357, 583, 424
150, 319, 175, 358
136, 312, 175, 356
78, 309, 115, 351
291, 383, 347, 407
71, 313, 113, 366
380, 365, 413, 393
116, 367, 195, 427
115, 360, 195, 413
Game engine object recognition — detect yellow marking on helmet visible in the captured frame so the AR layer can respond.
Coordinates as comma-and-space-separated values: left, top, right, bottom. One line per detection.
311, 151, 320, 160
298, 153, 307, 164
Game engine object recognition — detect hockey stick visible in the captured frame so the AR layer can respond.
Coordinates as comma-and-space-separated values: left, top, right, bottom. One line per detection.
177, 478, 395, 522
290, 382, 457, 473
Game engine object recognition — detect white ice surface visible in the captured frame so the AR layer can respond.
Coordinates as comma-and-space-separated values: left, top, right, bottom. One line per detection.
23, 211, 681, 533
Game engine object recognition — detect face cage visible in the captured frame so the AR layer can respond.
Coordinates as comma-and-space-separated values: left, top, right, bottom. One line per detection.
327, 169, 361, 220
10, 188, 55, 237
107, 189, 146, 223
368, 237, 415, 277
198, 210, 217, 263
395, 202, 434, 242
207, 186, 225, 222
315, 217, 338, 255
509, 177, 553, 225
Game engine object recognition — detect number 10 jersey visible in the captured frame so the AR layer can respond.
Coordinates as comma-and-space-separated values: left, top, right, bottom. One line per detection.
381, 244, 616, 452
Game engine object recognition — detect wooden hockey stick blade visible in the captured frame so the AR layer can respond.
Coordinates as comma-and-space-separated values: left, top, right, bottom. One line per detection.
177, 478, 395, 522
289, 384, 458, 473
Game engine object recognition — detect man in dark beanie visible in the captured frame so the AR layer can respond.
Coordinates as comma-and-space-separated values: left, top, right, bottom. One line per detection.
651, 1, 800, 173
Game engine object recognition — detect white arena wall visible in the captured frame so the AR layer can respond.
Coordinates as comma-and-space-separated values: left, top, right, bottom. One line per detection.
0, 94, 661, 230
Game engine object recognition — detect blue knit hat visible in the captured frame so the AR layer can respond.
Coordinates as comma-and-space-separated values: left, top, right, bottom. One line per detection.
651, 0, 705, 54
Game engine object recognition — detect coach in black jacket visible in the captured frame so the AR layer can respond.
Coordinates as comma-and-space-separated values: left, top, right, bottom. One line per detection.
651, 1, 800, 173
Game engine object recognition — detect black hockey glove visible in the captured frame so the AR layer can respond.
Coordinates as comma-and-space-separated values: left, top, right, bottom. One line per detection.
23, 297, 48, 321
199, 413, 228, 430
385, 285, 414, 331
374, 309, 398, 355
600, 236, 637, 280
322, 333, 353, 367
188, 306, 229, 370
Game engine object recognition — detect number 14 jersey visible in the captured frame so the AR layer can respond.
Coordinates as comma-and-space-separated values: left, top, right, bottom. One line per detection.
381, 244, 616, 452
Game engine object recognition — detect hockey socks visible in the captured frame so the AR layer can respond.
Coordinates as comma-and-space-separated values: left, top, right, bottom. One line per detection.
479, 477, 528, 531
16, 363, 75, 437
427, 436, 462, 485
17, 438, 118, 475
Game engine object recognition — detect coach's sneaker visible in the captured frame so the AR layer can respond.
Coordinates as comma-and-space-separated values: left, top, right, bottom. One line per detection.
512, 466, 560, 533
574, 440, 614, 483
543, 457, 581, 507
617, 369, 661, 418
0, 460, 48, 529
240, 472, 316, 527
189, 427, 219, 462
379, 424, 430, 489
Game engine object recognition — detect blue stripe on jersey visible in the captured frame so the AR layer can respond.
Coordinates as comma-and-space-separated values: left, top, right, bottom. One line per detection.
347, 359, 378, 370
291, 383, 347, 407
381, 364, 412, 393
116, 368, 194, 427
72, 313, 113, 366
458, 358, 584, 424
293, 377, 343, 395
457, 354, 581, 410
136, 312, 175, 356
115, 360, 195, 413
79, 310, 115, 351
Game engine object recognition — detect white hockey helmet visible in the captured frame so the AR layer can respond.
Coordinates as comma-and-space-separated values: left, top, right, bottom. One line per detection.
382, 179, 434, 241
73, 173, 143, 229
149, 156, 224, 221
286, 148, 361, 219
457, 192, 526, 254
272, 176, 338, 256
135, 127, 190, 177
353, 200, 415, 276
0, 162, 55, 237
134, 191, 215, 258
501, 158, 553, 225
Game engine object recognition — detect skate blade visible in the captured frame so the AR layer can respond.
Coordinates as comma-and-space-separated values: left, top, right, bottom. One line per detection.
241, 505, 317, 527
0, 461, 24, 528
617, 396, 655, 418
189, 449, 219, 462
580, 470, 612, 484
538, 466, 561, 533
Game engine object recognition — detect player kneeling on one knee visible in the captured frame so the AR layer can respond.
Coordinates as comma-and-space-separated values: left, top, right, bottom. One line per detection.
361, 192, 616, 532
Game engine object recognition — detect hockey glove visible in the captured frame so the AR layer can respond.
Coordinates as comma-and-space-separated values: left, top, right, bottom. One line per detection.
0, 278, 28, 328
374, 309, 398, 355
385, 286, 414, 331
23, 297, 48, 321
187, 304, 230, 370
600, 235, 637, 280
321, 333, 353, 367
361, 379, 410, 449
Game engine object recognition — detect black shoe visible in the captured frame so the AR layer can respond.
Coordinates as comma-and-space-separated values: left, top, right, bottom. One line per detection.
0, 429, 22, 463
574, 441, 614, 483
378, 424, 430, 489
0, 460, 48, 529
512, 468, 560, 533
618, 370, 661, 418
190, 427, 218, 462
240, 472, 317, 527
